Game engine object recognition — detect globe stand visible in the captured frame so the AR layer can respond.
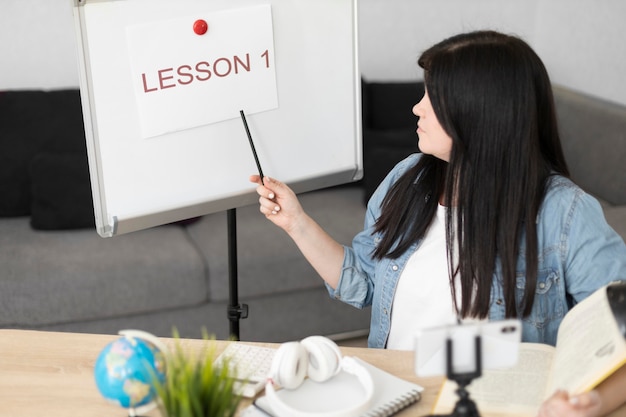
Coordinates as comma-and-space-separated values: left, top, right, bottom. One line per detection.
127, 401, 156, 417
428, 335, 482, 417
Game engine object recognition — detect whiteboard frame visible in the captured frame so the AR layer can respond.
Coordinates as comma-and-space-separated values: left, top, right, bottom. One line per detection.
72, 0, 362, 237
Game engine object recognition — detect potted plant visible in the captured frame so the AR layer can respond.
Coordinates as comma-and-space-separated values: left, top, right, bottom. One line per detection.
153, 330, 242, 417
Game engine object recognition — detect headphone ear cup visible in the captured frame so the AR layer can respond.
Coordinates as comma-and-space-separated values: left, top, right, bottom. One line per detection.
269, 341, 309, 390
300, 336, 342, 382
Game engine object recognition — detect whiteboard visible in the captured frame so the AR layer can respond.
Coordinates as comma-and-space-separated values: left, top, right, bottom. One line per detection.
72, 0, 362, 237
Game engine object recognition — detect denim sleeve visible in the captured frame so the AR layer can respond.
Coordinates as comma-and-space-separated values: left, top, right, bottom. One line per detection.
324, 187, 381, 308
324, 245, 375, 308
562, 188, 626, 302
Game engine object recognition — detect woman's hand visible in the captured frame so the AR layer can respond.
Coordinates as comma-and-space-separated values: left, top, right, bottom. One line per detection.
537, 390, 602, 417
249, 175, 305, 234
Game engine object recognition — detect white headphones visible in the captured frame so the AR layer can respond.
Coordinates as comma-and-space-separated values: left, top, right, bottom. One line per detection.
265, 336, 374, 417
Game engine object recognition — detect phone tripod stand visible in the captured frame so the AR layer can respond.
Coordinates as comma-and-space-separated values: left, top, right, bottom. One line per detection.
428, 335, 482, 417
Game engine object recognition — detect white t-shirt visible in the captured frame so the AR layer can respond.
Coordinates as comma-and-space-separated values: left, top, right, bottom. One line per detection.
387, 204, 480, 350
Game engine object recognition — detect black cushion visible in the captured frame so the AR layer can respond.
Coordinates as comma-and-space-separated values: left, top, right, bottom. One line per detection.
0, 91, 51, 216
0, 127, 41, 216
29, 152, 94, 230
0, 89, 86, 217
360, 80, 425, 203
362, 130, 419, 202
363, 81, 425, 130
41, 90, 86, 154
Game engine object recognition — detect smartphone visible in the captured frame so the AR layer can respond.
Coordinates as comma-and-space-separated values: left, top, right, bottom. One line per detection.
414, 319, 521, 377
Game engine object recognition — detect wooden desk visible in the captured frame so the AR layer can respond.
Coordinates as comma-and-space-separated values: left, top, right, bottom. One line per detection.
0, 330, 441, 417
3, 330, 626, 417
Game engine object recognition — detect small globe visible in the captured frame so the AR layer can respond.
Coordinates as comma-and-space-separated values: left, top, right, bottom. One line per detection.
94, 334, 166, 410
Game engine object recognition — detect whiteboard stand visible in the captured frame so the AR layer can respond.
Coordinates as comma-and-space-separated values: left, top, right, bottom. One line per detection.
227, 208, 248, 340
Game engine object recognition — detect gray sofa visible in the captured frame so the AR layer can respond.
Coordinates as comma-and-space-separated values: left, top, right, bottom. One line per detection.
1, 84, 624, 343
1, 183, 370, 342
552, 85, 626, 239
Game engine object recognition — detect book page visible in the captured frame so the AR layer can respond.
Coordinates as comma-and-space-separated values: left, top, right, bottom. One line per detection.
548, 286, 626, 395
432, 343, 554, 416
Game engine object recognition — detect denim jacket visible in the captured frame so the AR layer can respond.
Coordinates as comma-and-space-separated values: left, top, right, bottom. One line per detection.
327, 154, 626, 348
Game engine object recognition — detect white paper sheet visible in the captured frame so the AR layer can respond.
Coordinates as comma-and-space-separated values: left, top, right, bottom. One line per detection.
126, 4, 278, 138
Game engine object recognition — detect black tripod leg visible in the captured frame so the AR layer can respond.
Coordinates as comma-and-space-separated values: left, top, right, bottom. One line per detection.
426, 335, 483, 417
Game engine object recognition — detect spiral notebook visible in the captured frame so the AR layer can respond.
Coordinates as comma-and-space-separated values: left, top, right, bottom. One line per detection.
251, 357, 423, 417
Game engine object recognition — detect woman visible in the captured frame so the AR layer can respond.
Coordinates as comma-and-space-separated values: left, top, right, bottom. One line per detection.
250, 31, 626, 416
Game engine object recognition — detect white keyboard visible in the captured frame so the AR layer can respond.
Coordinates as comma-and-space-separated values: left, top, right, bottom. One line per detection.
216, 343, 277, 398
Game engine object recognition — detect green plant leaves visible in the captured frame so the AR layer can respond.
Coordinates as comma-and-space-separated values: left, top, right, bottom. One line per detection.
154, 329, 242, 417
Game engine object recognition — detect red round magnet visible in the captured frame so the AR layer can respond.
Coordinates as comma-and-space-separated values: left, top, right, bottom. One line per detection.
193, 19, 208, 35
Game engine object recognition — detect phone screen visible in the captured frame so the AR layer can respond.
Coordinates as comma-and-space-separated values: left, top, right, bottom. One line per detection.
414, 319, 521, 377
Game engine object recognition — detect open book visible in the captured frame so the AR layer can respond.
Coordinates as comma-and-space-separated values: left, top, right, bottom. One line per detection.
432, 282, 626, 416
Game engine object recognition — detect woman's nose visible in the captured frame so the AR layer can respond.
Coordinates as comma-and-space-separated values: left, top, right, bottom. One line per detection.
412, 102, 421, 117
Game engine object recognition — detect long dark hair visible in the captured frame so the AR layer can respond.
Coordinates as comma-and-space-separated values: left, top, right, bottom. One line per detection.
373, 31, 569, 319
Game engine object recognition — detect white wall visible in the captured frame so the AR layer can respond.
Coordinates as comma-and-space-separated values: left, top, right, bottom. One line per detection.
533, 0, 626, 106
357, 0, 626, 106
0, 0, 79, 90
2, 0, 626, 105
358, 0, 538, 81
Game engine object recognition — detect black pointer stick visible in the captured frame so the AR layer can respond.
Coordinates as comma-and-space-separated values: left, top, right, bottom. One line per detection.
239, 110, 265, 185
